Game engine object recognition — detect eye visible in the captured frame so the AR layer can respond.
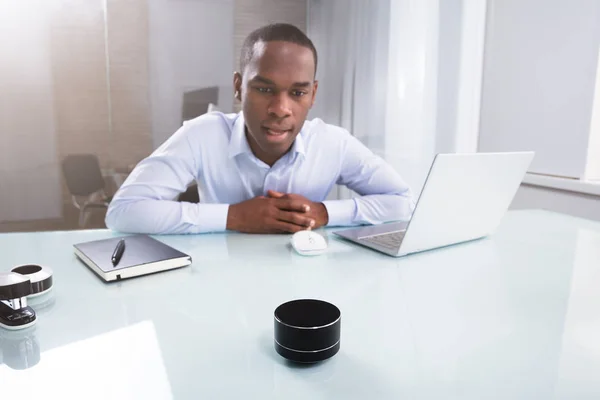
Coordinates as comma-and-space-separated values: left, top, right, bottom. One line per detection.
291, 90, 307, 97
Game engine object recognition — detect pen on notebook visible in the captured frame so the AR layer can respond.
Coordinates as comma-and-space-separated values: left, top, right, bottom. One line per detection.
111, 238, 126, 266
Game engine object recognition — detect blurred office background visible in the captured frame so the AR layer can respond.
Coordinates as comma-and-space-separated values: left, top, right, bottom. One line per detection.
1, 0, 599, 233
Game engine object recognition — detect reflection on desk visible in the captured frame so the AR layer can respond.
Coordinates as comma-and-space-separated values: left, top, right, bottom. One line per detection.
0, 327, 40, 371
2, 321, 171, 399
0, 210, 600, 399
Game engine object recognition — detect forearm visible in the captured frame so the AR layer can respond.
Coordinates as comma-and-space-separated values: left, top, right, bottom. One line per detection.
105, 198, 229, 234
323, 193, 415, 227
103, 122, 213, 234
330, 132, 417, 226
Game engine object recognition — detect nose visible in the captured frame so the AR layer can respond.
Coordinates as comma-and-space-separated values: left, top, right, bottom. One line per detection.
267, 92, 292, 118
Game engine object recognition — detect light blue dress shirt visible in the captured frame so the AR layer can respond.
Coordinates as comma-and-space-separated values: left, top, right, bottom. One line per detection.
105, 112, 415, 234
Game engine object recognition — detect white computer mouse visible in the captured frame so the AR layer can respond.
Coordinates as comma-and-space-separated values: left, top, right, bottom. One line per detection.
290, 230, 328, 256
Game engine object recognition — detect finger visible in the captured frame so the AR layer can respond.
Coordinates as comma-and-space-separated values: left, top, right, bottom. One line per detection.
273, 220, 307, 234
267, 190, 285, 198
277, 210, 315, 228
274, 198, 310, 213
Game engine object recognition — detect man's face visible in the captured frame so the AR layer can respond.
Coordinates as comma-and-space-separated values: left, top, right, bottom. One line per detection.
234, 41, 318, 165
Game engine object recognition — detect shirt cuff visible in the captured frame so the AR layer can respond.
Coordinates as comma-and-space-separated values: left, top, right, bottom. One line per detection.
182, 203, 230, 233
322, 199, 356, 226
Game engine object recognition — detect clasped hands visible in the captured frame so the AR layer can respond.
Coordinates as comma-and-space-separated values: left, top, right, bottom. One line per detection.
226, 190, 329, 234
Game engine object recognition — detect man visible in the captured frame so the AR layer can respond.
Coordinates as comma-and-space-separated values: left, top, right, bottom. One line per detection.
105, 23, 415, 234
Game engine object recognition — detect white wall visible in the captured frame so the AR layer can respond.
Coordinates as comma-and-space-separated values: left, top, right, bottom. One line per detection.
478, 0, 600, 179
435, 0, 487, 155
511, 185, 600, 222
148, 0, 234, 148
453, 0, 487, 153
383, 0, 439, 195
0, 1, 62, 222
586, 45, 600, 181
435, 0, 462, 155
478, 0, 600, 220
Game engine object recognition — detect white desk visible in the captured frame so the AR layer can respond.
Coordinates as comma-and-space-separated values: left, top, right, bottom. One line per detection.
1, 210, 600, 399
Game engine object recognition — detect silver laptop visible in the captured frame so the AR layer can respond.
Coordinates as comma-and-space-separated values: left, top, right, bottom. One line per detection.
333, 151, 534, 257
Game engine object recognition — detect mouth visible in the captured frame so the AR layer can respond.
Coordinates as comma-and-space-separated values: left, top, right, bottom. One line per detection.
262, 126, 293, 142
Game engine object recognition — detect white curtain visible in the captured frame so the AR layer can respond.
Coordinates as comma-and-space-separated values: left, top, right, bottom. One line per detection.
308, 0, 440, 199
308, 0, 392, 199
308, 0, 389, 151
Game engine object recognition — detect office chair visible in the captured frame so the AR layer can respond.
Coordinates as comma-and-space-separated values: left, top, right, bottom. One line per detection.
61, 154, 112, 228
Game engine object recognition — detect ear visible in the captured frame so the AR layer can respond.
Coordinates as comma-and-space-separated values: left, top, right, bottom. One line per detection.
311, 80, 319, 108
233, 72, 242, 101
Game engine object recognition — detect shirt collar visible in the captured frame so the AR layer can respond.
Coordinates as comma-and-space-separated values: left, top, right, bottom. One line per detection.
228, 113, 251, 159
228, 112, 307, 160
291, 128, 306, 158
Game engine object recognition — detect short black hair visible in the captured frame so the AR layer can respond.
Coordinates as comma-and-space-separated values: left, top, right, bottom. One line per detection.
239, 23, 318, 76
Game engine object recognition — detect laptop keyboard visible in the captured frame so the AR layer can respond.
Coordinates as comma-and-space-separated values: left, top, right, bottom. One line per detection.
358, 230, 406, 249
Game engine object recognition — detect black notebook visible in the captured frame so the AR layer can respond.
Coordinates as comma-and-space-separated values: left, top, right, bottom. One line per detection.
73, 235, 192, 282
